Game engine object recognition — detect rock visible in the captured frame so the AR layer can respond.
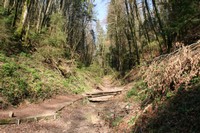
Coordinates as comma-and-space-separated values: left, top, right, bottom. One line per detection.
143, 104, 153, 114
9, 111, 14, 118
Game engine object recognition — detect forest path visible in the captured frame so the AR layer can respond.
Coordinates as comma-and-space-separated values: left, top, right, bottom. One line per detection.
0, 75, 133, 133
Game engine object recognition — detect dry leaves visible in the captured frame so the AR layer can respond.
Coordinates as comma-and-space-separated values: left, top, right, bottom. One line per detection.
143, 42, 200, 96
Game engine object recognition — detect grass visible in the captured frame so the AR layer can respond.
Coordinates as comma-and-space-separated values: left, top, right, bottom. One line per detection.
112, 116, 123, 127
126, 80, 149, 103
0, 51, 104, 105
128, 115, 138, 125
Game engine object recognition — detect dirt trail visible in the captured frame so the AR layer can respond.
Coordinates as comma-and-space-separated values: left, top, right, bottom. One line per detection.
0, 76, 134, 133
0, 95, 81, 119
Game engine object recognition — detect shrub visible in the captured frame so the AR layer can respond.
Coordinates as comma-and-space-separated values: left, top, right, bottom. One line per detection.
126, 80, 149, 102
1, 62, 18, 76
41, 12, 66, 47
1, 78, 29, 105
37, 45, 65, 59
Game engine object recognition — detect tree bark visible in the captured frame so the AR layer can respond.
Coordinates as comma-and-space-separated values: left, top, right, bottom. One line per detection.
144, 0, 163, 54
15, 0, 29, 39
12, 0, 19, 27
152, 0, 167, 48
125, 0, 140, 65
4, 0, 9, 9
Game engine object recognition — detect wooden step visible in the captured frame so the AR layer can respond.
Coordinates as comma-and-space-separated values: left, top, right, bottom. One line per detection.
88, 95, 114, 102
86, 89, 123, 96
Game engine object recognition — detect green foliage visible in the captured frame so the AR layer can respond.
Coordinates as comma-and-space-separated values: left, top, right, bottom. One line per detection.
37, 45, 65, 59
128, 115, 137, 125
27, 30, 42, 46
1, 62, 18, 76
127, 88, 138, 98
0, 52, 7, 62
63, 74, 89, 94
0, 52, 60, 105
42, 12, 66, 47
112, 116, 122, 127
71, 87, 86, 94
1, 72, 29, 105
126, 80, 148, 101
15, 25, 23, 39
62, 63, 107, 95
0, 1, 97, 105
0, 55, 29, 105
0, 12, 11, 48
166, 91, 175, 99
86, 63, 104, 78
190, 76, 200, 85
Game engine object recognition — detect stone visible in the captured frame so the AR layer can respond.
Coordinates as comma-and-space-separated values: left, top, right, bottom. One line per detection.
9, 111, 14, 118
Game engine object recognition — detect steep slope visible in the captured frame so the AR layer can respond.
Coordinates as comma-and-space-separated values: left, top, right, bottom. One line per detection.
115, 42, 200, 132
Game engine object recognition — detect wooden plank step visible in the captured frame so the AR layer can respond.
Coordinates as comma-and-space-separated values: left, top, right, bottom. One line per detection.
0, 113, 58, 125
87, 93, 119, 98
88, 95, 114, 102
86, 89, 123, 96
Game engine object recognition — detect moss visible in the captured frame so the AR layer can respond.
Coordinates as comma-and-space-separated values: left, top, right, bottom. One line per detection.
112, 116, 123, 127
0, 119, 16, 125
15, 25, 23, 38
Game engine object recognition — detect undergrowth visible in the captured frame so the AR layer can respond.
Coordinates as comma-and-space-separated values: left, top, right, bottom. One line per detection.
126, 80, 150, 105
127, 44, 200, 132
133, 81, 200, 133
0, 51, 103, 106
122, 43, 200, 132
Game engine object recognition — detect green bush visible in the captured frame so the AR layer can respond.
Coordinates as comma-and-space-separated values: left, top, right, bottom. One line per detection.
71, 87, 85, 94
1, 78, 29, 105
112, 116, 122, 127
42, 12, 66, 47
37, 45, 65, 59
190, 76, 200, 85
127, 88, 138, 98
126, 80, 148, 99
1, 62, 18, 76
0, 52, 7, 62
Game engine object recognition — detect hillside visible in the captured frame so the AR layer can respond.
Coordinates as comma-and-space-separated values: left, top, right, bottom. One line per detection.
113, 41, 200, 132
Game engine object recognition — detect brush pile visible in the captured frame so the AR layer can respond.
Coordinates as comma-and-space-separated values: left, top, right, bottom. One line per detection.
143, 41, 200, 98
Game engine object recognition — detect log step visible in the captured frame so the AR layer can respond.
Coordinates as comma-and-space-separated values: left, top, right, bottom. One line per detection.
0, 113, 58, 125
88, 95, 114, 102
86, 89, 123, 96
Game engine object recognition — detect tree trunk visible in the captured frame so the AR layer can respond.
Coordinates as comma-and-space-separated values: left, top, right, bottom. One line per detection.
15, 0, 29, 39
12, 0, 19, 27
144, 0, 163, 54
41, 0, 53, 28
124, 29, 132, 69
4, 0, 9, 9
125, 0, 140, 65
36, 1, 45, 32
152, 0, 167, 48
142, 1, 151, 44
